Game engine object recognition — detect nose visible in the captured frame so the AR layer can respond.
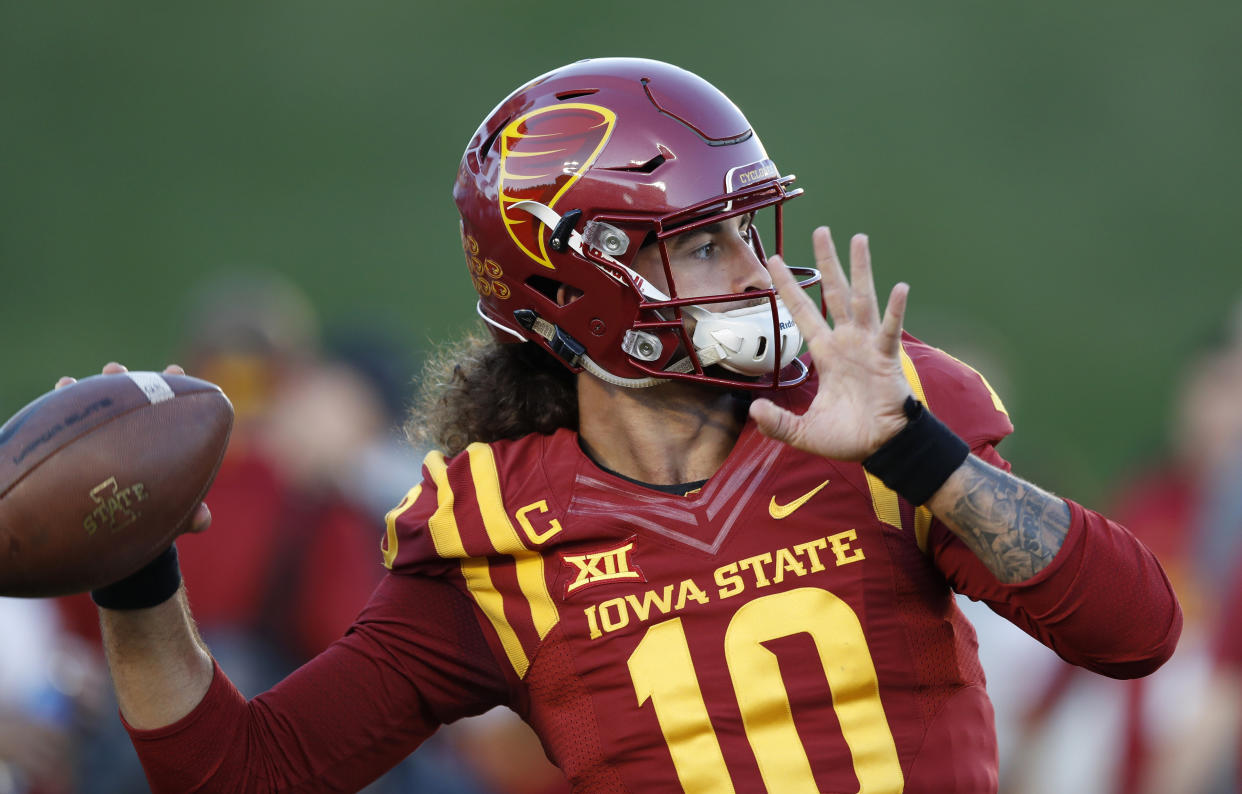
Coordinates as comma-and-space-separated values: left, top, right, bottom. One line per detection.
723, 234, 770, 294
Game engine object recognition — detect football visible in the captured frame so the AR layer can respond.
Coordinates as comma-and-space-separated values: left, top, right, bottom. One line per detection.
0, 372, 233, 597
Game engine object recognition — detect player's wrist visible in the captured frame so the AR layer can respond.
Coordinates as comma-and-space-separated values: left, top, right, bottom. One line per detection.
862, 396, 969, 505
91, 544, 182, 610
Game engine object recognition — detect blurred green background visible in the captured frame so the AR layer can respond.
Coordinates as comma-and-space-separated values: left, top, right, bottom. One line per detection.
2, 0, 1239, 504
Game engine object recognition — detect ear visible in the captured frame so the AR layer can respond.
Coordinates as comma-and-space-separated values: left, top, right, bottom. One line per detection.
555, 283, 584, 307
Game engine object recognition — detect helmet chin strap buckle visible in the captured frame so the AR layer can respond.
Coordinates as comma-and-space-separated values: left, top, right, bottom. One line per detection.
513, 308, 585, 368
548, 209, 582, 252
550, 326, 586, 367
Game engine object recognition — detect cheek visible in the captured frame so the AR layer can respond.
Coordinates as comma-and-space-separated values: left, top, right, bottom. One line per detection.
632, 247, 671, 294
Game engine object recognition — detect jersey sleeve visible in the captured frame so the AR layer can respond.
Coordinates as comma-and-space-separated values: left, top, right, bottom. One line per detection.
896, 332, 1013, 449
381, 443, 565, 685
931, 449, 1182, 678
903, 336, 1182, 678
126, 572, 513, 793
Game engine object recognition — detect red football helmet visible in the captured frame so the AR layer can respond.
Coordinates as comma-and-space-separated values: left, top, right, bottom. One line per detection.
453, 57, 820, 389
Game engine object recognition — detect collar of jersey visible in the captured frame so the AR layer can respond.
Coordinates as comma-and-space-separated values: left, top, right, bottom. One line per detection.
575, 437, 708, 496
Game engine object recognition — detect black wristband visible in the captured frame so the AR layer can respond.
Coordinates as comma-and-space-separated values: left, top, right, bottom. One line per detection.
862, 396, 970, 506
91, 544, 182, 610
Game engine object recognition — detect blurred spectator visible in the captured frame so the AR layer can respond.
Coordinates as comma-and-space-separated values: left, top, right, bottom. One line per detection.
997, 316, 1242, 794
58, 272, 386, 680
323, 322, 428, 520
53, 274, 400, 791
319, 324, 572, 794
440, 708, 571, 794
1140, 317, 1242, 794
53, 273, 567, 793
0, 597, 104, 794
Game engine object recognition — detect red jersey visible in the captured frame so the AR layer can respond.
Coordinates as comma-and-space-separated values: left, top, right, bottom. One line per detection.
127, 339, 1181, 793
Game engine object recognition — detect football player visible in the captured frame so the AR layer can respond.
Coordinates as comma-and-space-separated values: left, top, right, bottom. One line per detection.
81, 58, 1180, 792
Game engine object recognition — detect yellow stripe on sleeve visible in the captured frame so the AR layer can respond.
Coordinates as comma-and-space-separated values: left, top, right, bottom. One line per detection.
865, 472, 904, 531
901, 346, 960, 553
423, 451, 467, 559
899, 348, 929, 405
424, 448, 533, 677
941, 351, 1009, 418
461, 557, 531, 678
900, 348, 936, 552
858, 348, 929, 533
467, 443, 559, 642
382, 483, 421, 569
914, 506, 933, 553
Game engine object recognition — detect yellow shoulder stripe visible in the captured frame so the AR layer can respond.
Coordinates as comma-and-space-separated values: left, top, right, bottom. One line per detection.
381, 483, 422, 569
914, 506, 933, 552
424, 448, 532, 676
901, 348, 935, 551
864, 348, 936, 551
466, 443, 559, 644
899, 348, 928, 404
940, 350, 1009, 418
391, 448, 559, 679
424, 451, 467, 558
865, 472, 903, 530
459, 558, 530, 677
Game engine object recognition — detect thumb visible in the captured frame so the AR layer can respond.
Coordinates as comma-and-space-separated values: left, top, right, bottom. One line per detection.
749, 398, 799, 445
184, 502, 212, 534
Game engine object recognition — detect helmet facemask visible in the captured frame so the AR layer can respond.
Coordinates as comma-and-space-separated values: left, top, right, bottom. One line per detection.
504, 190, 821, 390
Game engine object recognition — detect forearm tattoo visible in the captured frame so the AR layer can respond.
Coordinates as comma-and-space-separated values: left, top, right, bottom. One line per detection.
941, 456, 1071, 584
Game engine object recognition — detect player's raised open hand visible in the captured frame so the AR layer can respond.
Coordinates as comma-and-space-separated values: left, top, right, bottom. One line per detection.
750, 227, 914, 461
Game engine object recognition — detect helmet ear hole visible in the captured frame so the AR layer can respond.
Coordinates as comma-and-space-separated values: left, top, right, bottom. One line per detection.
524, 275, 583, 308
556, 284, 585, 307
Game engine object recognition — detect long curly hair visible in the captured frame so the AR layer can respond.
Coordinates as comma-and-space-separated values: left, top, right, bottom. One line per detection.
406, 332, 578, 458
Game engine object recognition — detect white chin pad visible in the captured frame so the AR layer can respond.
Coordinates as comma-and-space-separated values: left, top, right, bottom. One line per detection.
689, 300, 802, 376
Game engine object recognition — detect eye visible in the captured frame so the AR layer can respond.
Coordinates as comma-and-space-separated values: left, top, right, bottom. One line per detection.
689, 241, 718, 260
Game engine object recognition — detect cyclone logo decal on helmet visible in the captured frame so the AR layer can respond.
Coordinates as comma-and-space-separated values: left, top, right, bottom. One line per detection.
498, 103, 617, 269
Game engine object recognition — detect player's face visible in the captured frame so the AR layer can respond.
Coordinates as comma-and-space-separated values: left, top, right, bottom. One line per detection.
631, 213, 769, 313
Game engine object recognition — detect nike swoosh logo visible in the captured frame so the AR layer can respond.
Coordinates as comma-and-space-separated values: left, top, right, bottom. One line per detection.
769, 479, 831, 519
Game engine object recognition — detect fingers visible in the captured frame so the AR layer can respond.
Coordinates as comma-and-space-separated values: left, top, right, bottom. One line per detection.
813, 227, 852, 324
766, 254, 823, 327
813, 228, 882, 330
58, 362, 125, 390
767, 254, 835, 366
813, 229, 901, 343
879, 282, 909, 356
848, 234, 881, 328
748, 398, 801, 446
185, 503, 212, 534
56, 363, 185, 391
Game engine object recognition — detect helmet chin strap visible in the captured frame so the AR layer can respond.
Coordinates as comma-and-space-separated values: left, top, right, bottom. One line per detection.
507, 200, 799, 388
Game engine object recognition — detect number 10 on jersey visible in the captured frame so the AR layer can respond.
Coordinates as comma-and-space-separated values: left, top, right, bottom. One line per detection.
626, 587, 904, 793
